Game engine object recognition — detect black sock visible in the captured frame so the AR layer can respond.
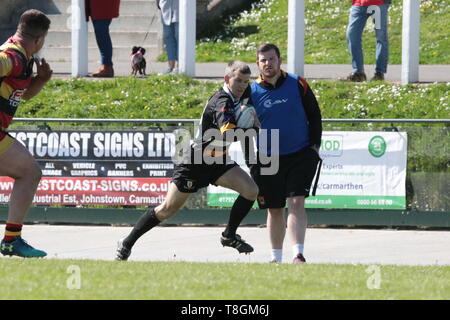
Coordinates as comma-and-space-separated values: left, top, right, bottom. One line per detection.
123, 208, 161, 249
222, 196, 255, 238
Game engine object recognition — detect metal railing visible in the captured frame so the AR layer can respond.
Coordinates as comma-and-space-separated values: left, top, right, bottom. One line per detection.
14, 118, 199, 124
7, 118, 450, 213
13, 118, 450, 124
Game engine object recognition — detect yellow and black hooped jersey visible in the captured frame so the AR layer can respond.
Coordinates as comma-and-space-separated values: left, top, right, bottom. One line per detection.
0, 37, 34, 131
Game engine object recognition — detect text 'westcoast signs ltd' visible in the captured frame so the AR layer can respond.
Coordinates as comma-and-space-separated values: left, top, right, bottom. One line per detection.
0, 130, 175, 206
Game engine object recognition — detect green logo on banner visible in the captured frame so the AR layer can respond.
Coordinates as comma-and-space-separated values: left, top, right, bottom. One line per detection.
368, 136, 386, 157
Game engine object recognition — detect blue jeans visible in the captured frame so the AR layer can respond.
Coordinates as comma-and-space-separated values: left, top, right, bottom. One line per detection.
163, 22, 179, 62
92, 19, 113, 66
346, 4, 389, 73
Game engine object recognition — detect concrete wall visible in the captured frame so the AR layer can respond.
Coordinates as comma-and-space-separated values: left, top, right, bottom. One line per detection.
0, 0, 60, 43
196, 0, 260, 37
0, 0, 259, 62
1, 0, 259, 42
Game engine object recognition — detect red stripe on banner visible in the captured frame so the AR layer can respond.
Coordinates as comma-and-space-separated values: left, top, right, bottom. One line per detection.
0, 177, 171, 206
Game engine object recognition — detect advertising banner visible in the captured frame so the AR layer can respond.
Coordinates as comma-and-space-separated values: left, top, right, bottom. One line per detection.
0, 130, 175, 206
207, 131, 408, 210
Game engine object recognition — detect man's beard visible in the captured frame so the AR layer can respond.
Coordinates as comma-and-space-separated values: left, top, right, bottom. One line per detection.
263, 67, 278, 79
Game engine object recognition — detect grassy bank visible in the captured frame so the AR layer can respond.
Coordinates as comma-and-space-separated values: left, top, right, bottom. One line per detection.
191, 0, 450, 64
17, 76, 450, 121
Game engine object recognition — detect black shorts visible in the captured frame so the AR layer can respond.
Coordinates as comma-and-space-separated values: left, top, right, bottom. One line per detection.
172, 161, 238, 193
251, 147, 321, 209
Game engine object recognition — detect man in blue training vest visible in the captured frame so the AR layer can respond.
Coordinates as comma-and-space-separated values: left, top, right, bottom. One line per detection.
250, 43, 322, 264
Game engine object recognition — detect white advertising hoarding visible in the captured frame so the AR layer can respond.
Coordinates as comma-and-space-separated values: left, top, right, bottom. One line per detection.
207, 131, 408, 210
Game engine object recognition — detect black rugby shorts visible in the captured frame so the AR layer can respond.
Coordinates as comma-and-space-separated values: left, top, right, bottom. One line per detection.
251, 147, 320, 209
172, 161, 238, 193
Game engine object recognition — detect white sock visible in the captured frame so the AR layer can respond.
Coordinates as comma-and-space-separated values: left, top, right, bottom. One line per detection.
271, 249, 283, 263
292, 243, 304, 257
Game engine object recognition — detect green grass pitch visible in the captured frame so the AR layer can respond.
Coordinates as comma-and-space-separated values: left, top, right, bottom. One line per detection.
0, 258, 448, 300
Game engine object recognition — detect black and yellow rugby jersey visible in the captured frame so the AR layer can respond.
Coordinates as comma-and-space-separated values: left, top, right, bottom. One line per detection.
188, 84, 254, 161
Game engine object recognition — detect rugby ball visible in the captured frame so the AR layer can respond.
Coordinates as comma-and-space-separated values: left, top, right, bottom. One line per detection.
236, 104, 257, 129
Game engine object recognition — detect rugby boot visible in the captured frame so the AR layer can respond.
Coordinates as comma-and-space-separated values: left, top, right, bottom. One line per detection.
0, 236, 47, 258
221, 233, 254, 254
115, 238, 131, 261
293, 253, 306, 264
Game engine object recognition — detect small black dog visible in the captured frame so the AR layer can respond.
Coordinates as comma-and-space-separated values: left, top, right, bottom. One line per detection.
131, 46, 146, 76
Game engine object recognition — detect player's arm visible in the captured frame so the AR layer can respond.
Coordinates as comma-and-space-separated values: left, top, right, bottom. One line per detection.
217, 100, 258, 143
218, 87, 259, 133
0, 52, 13, 77
299, 78, 322, 151
22, 58, 52, 100
216, 98, 238, 140
215, 96, 258, 167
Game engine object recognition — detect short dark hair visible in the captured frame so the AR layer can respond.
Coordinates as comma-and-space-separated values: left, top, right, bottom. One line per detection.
18, 9, 51, 39
225, 60, 251, 77
256, 43, 281, 59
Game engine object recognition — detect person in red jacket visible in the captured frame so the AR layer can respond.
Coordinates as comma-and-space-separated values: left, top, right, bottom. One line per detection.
343, 0, 391, 82
85, 0, 121, 77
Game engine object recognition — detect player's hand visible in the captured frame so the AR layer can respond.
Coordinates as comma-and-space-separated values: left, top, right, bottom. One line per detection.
253, 116, 261, 129
35, 58, 53, 83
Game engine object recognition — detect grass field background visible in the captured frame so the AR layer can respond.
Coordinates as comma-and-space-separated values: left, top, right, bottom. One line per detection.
175, 0, 450, 64
17, 77, 450, 121
1, 259, 449, 299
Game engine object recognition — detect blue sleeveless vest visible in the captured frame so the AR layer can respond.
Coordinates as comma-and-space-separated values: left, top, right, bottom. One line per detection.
251, 73, 310, 155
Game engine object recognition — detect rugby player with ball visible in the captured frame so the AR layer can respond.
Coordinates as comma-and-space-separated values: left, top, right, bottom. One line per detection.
116, 61, 260, 260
